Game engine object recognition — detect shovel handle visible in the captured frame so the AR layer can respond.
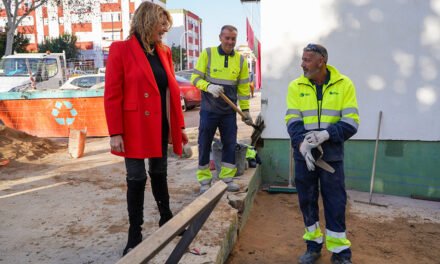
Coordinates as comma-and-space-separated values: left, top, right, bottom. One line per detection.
218, 92, 247, 119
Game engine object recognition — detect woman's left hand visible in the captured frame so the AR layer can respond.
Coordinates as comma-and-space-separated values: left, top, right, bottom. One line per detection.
182, 129, 189, 145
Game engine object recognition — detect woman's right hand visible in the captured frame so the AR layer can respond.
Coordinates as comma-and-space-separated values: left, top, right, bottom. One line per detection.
110, 135, 125, 152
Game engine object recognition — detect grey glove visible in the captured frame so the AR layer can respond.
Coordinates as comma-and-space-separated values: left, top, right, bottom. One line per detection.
207, 84, 224, 98
241, 110, 253, 125
299, 137, 317, 171
305, 130, 330, 145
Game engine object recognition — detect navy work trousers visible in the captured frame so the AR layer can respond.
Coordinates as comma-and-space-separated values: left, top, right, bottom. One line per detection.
294, 159, 351, 259
198, 110, 237, 167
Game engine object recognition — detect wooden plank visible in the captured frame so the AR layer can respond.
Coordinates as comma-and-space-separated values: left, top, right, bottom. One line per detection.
116, 181, 228, 264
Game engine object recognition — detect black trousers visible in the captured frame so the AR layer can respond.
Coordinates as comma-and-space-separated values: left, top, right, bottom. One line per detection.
124, 142, 168, 181
124, 121, 169, 181
124, 116, 170, 206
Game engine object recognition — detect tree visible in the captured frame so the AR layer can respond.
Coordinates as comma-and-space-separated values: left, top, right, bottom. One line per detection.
12, 32, 29, 53
2, 0, 46, 56
38, 34, 79, 59
171, 44, 186, 71
0, 32, 29, 56
1, 0, 95, 56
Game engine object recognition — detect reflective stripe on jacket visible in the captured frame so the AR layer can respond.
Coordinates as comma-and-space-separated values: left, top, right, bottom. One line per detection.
285, 65, 360, 161
191, 46, 250, 113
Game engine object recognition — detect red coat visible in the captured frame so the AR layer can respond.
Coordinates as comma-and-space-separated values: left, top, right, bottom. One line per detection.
104, 37, 185, 158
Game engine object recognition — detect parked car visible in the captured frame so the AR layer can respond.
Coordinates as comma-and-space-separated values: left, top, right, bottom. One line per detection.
68, 69, 87, 77
176, 75, 201, 111
60, 74, 105, 89
180, 95, 186, 112
175, 69, 194, 81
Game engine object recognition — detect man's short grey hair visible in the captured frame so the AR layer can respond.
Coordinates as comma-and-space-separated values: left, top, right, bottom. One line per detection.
220, 25, 238, 34
304, 43, 328, 63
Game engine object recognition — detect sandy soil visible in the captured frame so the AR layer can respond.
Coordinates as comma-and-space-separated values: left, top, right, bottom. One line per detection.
3, 93, 439, 264
0, 125, 65, 161
226, 191, 440, 264
0, 120, 251, 263
0, 95, 260, 264
0, 125, 199, 263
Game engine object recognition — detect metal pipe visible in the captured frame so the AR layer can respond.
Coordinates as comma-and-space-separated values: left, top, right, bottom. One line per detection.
179, 30, 191, 71
369, 110, 383, 203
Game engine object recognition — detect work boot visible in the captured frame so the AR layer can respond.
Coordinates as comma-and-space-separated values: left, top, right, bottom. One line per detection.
199, 179, 212, 195
248, 158, 257, 168
123, 178, 146, 256
331, 254, 352, 264
222, 178, 240, 192
298, 250, 321, 264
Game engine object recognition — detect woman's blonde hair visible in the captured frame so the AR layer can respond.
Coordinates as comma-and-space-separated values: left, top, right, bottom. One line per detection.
129, 1, 172, 54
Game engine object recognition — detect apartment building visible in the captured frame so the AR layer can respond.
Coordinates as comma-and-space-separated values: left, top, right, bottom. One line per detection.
167, 9, 202, 71
0, 0, 166, 68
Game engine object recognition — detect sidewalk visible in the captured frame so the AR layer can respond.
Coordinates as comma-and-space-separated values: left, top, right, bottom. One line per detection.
0, 92, 262, 263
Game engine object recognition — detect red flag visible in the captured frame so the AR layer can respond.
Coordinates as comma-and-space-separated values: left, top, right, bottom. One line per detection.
246, 18, 255, 50
255, 38, 261, 90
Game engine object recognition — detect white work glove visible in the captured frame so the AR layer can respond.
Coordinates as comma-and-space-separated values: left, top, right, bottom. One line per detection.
305, 130, 330, 146
241, 110, 253, 125
299, 138, 317, 171
207, 84, 224, 98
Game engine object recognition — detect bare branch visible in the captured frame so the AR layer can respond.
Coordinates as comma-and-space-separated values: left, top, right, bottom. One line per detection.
19, 0, 50, 23
11, 0, 20, 26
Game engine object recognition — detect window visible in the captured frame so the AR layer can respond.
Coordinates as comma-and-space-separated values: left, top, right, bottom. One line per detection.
1, 58, 41, 77
102, 31, 121, 41
23, 34, 35, 43
45, 58, 58, 78
71, 76, 105, 88
18, 16, 33, 26
101, 12, 121, 22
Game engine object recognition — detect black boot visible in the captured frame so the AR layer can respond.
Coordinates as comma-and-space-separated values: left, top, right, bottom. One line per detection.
149, 173, 173, 226
157, 199, 173, 226
150, 173, 186, 236
123, 178, 146, 256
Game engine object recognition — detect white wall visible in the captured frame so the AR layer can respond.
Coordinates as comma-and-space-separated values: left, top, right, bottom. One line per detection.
121, 0, 131, 39
261, 0, 440, 141
47, 1, 60, 39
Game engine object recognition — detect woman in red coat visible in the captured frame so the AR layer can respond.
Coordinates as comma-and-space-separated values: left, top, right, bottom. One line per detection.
104, 2, 188, 255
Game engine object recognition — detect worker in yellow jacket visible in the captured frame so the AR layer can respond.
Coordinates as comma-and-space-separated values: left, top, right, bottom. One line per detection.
285, 44, 360, 264
191, 25, 251, 194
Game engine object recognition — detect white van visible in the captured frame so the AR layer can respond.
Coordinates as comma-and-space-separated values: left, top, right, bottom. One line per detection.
97, 67, 106, 74
0, 52, 68, 92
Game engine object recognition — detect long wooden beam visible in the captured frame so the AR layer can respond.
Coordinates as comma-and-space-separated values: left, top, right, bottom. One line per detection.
116, 180, 228, 264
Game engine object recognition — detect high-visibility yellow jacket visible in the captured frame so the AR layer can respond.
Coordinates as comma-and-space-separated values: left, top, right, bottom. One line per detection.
191, 46, 250, 114
285, 65, 360, 161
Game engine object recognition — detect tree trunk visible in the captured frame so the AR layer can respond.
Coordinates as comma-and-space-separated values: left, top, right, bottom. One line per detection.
5, 26, 15, 56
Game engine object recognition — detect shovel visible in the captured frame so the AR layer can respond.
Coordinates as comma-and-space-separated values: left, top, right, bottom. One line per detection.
218, 92, 265, 146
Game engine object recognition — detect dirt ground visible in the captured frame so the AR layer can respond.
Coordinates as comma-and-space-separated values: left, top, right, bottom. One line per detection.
2, 91, 440, 264
0, 125, 65, 161
226, 191, 440, 264
0, 125, 200, 263
0, 120, 252, 263
0, 95, 259, 264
